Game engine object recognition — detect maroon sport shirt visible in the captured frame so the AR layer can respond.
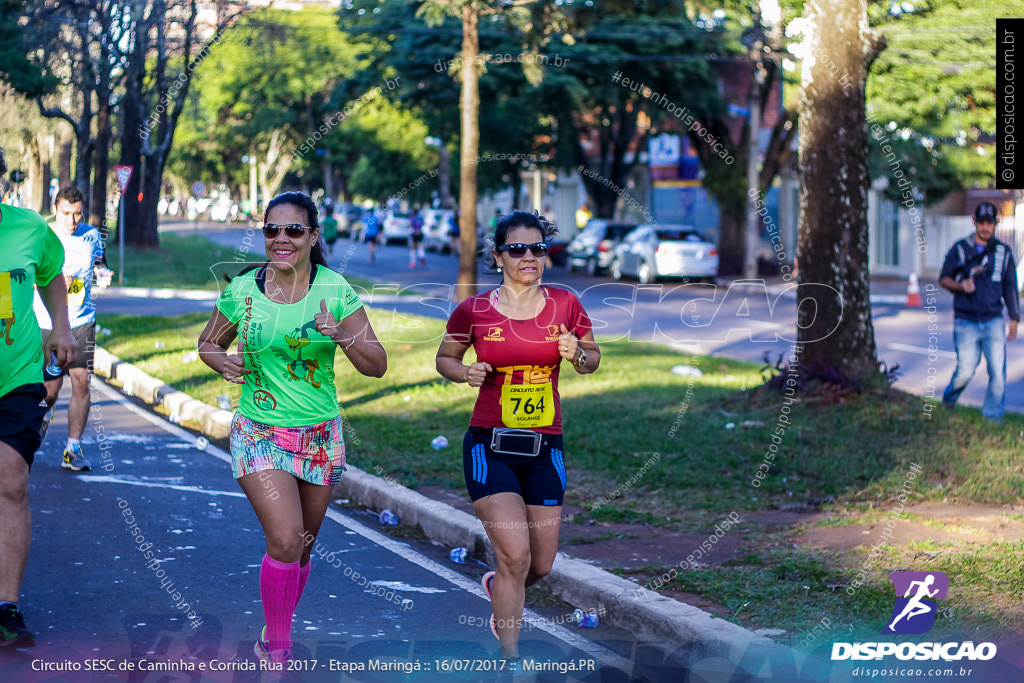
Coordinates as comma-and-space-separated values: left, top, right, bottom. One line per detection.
446, 287, 592, 435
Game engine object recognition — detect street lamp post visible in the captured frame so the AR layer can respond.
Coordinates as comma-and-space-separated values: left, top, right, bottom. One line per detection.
425, 137, 453, 209
243, 154, 258, 217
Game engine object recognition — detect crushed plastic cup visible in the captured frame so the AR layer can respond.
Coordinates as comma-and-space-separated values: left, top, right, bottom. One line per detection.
195, 436, 209, 450
725, 422, 735, 429
181, 350, 198, 364
44, 351, 61, 378
431, 435, 449, 450
573, 608, 598, 628
216, 395, 232, 411
155, 341, 166, 349
449, 547, 468, 564
379, 509, 399, 526
671, 365, 703, 377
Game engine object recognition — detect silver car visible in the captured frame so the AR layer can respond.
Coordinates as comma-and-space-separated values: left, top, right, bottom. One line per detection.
567, 220, 638, 275
611, 225, 719, 284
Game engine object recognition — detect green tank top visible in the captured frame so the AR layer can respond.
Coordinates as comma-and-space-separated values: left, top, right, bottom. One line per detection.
216, 264, 364, 426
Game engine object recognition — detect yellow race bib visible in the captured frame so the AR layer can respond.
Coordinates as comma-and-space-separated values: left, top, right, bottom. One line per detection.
67, 277, 86, 308
501, 383, 554, 428
0, 272, 12, 318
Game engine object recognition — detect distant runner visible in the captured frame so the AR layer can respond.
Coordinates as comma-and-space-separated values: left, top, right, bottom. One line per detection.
33, 186, 113, 471
408, 208, 425, 268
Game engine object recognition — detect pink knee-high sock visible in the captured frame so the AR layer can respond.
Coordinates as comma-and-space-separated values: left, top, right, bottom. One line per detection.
260, 554, 300, 653
296, 561, 311, 607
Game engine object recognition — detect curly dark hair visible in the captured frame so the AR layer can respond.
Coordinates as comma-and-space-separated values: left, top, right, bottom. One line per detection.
227, 191, 329, 281
483, 209, 558, 272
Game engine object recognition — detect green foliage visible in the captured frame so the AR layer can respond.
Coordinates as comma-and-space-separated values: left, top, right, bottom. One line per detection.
867, 0, 1008, 192
170, 6, 429, 198
346, 98, 436, 203
0, 0, 56, 97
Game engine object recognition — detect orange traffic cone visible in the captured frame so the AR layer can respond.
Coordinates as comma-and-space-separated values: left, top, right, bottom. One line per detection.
906, 271, 922, 307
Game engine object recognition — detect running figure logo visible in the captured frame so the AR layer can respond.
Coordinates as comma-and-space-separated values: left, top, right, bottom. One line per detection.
883, 571, 948, 635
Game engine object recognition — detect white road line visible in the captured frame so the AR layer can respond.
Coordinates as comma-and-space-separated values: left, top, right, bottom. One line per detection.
888, 342, 957, 360
92, 380, 634, 672
76, 475, 245, 499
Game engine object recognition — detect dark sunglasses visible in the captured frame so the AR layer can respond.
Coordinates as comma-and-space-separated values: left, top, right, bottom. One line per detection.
497, 242, 549, 258
263, 223, 315, 238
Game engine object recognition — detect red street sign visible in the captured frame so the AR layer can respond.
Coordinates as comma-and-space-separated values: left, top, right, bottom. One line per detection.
114, 165, 133, 192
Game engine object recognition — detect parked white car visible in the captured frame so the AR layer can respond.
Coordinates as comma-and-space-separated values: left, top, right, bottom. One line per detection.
611, 225, 719, 284
382, 210, 411, 245
422, 209, 455, 252
209, 196, 239, 222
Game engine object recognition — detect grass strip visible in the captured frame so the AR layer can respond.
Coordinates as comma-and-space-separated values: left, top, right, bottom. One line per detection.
96, 310, 1024, 643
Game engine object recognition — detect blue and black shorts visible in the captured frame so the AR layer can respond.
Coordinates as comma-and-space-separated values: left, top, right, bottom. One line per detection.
462, 426, 566, 506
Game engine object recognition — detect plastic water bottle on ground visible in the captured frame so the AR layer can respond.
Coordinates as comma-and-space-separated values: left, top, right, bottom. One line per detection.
449, 547, 468, 564
216, 395, 232, 411
379, 509, 399, 525
195, 436, 209, 450
431, 435, 449, 450
573, 608, 598, 628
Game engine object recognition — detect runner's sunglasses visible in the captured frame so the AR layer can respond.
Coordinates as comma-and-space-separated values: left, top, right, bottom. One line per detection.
263, 223, 315, 238
496, 242, 549, 258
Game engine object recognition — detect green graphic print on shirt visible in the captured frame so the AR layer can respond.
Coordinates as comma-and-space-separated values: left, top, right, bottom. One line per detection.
216, 265, 364, 427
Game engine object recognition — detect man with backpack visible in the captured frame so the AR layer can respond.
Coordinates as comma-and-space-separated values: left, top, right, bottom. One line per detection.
939, 201, 1020, 423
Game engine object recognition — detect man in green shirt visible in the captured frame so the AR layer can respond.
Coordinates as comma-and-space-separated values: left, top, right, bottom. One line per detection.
0, 145, 78, 649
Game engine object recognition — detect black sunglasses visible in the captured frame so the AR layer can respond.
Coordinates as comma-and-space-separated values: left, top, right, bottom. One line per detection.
497, 242, 549, 258
263, 223, 315, 238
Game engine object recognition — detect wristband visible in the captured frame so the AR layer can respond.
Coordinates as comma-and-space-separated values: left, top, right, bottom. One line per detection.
341, 335, 357, 350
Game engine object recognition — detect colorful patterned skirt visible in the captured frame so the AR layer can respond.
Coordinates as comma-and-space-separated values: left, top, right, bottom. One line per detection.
229, 413, 346, 485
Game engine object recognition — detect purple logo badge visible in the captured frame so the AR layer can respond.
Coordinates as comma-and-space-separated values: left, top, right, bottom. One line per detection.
883, 571, 948, 635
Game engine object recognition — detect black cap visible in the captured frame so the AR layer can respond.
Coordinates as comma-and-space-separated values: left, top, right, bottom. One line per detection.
974, 202, 998, 223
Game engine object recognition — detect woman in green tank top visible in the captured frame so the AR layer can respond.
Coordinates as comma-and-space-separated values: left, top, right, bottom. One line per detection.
198, 192, 387, 665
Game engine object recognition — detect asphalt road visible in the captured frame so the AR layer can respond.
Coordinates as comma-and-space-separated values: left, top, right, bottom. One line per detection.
102, 222, 1024, 415
0, 379, 696, 682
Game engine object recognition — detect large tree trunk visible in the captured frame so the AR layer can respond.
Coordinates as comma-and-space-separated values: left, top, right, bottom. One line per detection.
259, 129, 293, 199
717, 203, 746, 275
575, 103, 646, 221
510, 165, 521, 210
796, 0, 885, 379
456, 3, 480, 302
58, 136, 73, 188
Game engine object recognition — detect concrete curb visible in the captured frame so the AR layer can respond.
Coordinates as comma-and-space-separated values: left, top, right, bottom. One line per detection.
92, 344, 794, 666
93, 347, 233, 439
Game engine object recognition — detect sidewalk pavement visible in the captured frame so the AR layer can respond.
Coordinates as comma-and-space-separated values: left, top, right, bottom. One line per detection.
90, 345, 797, 672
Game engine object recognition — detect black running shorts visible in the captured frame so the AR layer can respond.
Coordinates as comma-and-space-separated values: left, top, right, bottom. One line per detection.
0, 383, 49, 467
462, 427, 566, 506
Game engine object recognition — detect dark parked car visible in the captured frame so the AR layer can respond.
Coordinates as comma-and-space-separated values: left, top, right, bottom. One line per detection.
567, 220, 639, 275
547, 240, 569, 267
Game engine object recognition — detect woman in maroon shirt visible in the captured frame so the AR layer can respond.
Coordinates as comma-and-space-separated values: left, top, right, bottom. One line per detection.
436, 210, 601, 661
